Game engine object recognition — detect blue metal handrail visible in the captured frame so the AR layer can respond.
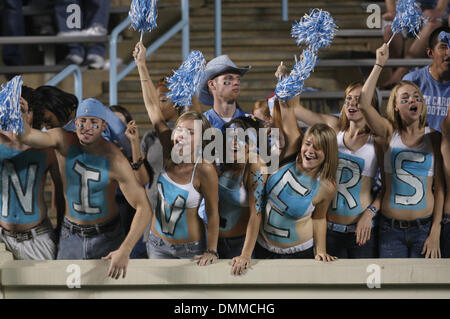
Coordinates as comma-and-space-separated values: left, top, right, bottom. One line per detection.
45, 64, 83, 101
109, 0, 190, 106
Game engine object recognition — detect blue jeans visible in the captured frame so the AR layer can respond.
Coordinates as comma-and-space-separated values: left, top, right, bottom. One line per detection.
441, 214, 450, 258
56, 217, 125, 260
217, 235, 251, 259
378, 215, 431, 258
254, 242, 314, 259
326, 227, 378, 258
54, 0, 110, 57
147, 232, 205, 259
2, 0, 25, 65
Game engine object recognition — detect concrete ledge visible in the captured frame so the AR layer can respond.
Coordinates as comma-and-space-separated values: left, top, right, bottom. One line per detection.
1, 258, 449, 299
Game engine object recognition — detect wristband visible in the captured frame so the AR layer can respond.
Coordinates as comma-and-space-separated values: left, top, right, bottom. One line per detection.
130, 157, 144, 170
366, 205, 378, 217
375, 64, 384, 68
204, 249, 219, 258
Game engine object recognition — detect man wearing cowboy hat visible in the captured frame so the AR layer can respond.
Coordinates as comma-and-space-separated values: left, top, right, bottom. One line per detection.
16, 98, 152, 279
197, 55, 251, 131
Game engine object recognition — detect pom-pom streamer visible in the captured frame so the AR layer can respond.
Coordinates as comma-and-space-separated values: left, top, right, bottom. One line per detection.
439, 31, 450, 49
275, 49, 318, 101
291, 9, 338, 52
0, 76, 24, 134
387, 0, 427, 45
166, 50, 206, 109
129, 0, 158, 41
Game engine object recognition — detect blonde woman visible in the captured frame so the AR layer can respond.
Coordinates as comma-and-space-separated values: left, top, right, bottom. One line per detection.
134, 41, 220, 265
359, 43, 444, 258
285, 82, 383, 258
255, 97, 338, 261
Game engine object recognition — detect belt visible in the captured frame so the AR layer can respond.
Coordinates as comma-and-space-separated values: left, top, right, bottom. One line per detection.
327, 222, 357, 233
0, 219, 51, 242
383, 215, 432, 229
63, 216, 120, 237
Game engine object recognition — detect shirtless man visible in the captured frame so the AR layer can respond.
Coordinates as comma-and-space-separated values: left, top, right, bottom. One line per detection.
16, 98, 152, 279
0, 97, 64, 260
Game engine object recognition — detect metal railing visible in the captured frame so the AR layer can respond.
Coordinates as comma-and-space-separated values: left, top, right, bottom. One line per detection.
45, 64, 83, 102
109, 0, 190, 106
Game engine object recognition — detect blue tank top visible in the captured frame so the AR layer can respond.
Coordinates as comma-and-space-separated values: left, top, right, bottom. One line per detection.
261, 161, 320, 246
218, 168, 249, 231
65, 144, 110, 221
0, 144, 47, 224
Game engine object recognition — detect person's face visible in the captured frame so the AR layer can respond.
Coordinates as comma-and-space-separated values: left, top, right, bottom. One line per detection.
209, 73, 241, 101
157, 86, 178, 122
42, 109, 62, 129
343, 87, 364, 122
75, 116, 105, 145
226, 126, 249, 163
428, 38, 450, 72
172, 119, 196, 158
394, 84, 424, 124
299, 134, 325, 172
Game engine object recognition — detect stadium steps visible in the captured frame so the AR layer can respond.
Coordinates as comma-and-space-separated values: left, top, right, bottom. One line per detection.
97, 0, 383, 131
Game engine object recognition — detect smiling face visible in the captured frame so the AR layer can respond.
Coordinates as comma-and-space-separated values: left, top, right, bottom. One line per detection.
299, 134, 325, 173
75, 116, 106, 145
172, 119, 196, 158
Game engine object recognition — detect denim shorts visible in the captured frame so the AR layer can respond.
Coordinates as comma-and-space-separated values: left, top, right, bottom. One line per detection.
56, 217, 125, 260
146, 232, 205, 259
378, 214, 432, 258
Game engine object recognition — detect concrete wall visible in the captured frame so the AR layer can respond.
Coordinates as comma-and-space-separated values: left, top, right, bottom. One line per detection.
0, 243, 449, 299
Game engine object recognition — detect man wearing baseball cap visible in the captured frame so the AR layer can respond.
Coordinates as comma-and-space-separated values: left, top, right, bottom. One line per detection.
197, 55, 251, 131
16, 98, 152, 279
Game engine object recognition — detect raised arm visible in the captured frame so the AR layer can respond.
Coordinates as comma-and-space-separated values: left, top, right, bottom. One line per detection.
290, 96, 340, 133
16, 98, 65, 150
278, 99, 303, 159
125, 120, 150, 186
133, 42, 172, 147
103, 149, 153, 279
359, 44, 393, 140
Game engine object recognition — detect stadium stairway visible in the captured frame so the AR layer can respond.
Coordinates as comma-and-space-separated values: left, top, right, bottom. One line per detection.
97, 0, 385, 132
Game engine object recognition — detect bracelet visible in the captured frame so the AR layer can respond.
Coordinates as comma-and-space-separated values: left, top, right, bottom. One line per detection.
130, 157, 144, 170
204, 249, 219, 258
366, 205, 378, 217
375, 64, 384, 68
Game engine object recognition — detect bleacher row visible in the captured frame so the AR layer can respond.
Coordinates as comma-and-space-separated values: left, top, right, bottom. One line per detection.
0, 0, 431, 128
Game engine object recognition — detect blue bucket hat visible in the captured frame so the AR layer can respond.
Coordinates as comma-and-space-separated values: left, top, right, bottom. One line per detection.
64, 98, 131, 155
75, 98, 109, 121
196, 55, 251, 106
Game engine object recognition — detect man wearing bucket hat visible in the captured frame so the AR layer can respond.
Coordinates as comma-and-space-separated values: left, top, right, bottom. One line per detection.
16, 98, 152, 279
197, 55, 251, 131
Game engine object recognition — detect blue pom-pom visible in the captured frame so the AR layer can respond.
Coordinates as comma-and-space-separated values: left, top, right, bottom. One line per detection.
0, 76, 23, 134
129, 0, 158, 34
166, 50, 206, 109
291, 9, 338, 52
275, 50, 318, 101
391, 0, 427, 37
439, 31, 450, 49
